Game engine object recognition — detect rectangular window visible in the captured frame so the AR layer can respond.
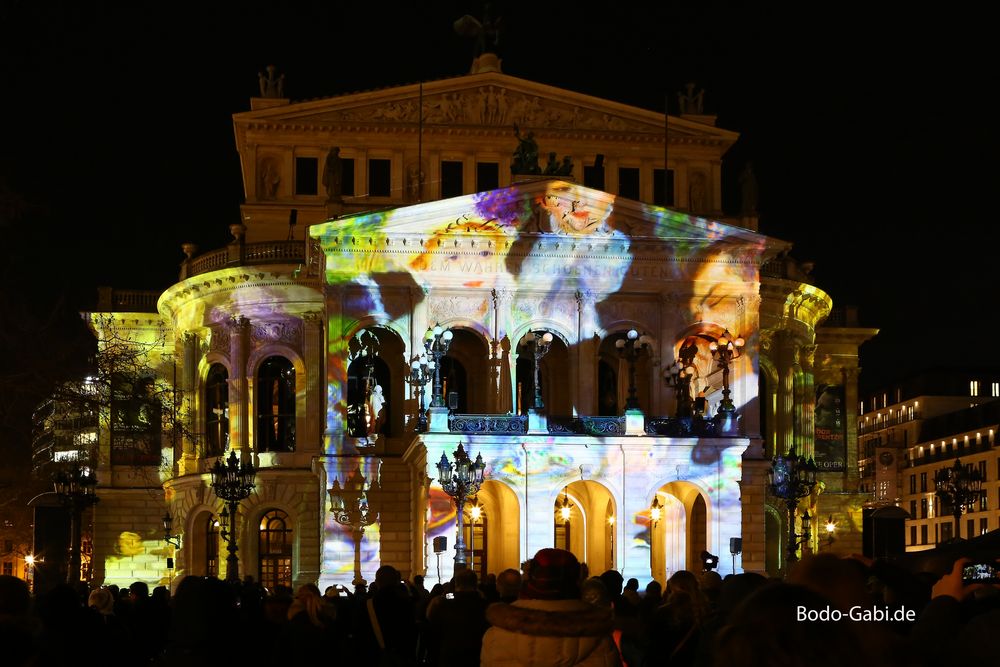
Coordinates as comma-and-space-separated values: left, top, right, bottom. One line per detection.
368, 158, 391, 197
982, 518, 990, 535
909, 500, 916, 518
981, 492, 989, 512
921, 524, 928, 545
441, 160, 464, 198
968, 519, 975, 539
909, 474, 916, 494
1, 562, 11, 576
583, 157, 605, 190
294, 157, 318, 195
340, 158, 355, 197
910, 525, 917, 546
979, 460, 987, 481
970, 380, 980, 396
992, 382, 999, 397
618, 167, 640, 199
476, 162, 499, 192
3, 540, 11, 552
920, 498, 928, 519
653, 168, 675, 206
920, 472, 927, 492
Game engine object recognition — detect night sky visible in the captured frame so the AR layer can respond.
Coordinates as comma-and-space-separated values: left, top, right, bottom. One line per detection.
2, 1, 998, 404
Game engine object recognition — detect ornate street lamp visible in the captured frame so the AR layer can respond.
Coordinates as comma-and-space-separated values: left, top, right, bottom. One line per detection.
709, 329, 745, 415
329, 465, 380, 586
405, 354, 434, 432
53, 462, 99, 586
768, 450, 818, 565
935, 458, 985, 541
162, 511, 182, 548
521, 330, 554, 410
424, 324, 454, 407
615, 329, 653, 411
210, 450, 257, 582
437, 443, 486, 569
663, 359, 696, 418
649, 495, 662, 529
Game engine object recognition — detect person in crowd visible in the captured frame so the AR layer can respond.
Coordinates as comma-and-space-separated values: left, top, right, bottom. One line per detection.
481, 548, 621, 666
0, 575, 38, 667
496, 568, 522, 604
274, 583, 340, 664
426, 568, 490, 667
359, 565, 418, 666
647, 570, 708, 666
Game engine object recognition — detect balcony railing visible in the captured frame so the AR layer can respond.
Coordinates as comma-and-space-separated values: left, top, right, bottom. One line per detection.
445, 414, 732, 437
184, 241, 307, 278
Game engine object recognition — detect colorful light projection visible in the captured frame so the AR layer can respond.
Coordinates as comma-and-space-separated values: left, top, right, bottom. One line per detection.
422, 436, 746, 584
102, 530, 175, 589
311, 180, 765, 582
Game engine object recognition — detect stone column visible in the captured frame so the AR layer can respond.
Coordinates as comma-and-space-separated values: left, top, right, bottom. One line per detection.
229, 316, 251, 453
303, 312, 324, 453
180, 332, 199, 471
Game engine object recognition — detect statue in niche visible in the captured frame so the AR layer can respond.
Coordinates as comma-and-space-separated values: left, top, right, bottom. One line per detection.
688, 171, 707, 213
557, 155, 574, 176
258, 157, 280, 200
406, 162, 425, 202
258, 65, 285, 98
323, 147, 343, 202
511, 123, 540, 175
677, 82, 704, 114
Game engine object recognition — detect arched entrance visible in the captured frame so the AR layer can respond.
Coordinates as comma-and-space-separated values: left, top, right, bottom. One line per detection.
440, 328, 490, 413
597, 331, 653, 414
346, 326, 406, 438
552, 480, 617, 574
649, 481, 712, 584
514, 330, 572, 415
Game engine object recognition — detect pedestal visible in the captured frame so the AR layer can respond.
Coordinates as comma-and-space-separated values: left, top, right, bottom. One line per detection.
428, 407, 450, 433
527, 408, 548, 435
625, 409, 645, 436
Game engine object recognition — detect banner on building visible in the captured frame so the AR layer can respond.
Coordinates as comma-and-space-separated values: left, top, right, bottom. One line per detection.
814, 384, 846, 471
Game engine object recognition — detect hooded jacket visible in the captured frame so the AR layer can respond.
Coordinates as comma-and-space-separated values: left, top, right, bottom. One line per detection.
480, 599, 622, 666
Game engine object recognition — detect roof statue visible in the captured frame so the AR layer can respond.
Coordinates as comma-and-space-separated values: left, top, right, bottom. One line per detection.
455, 2, 503, 73
258, 65, 285, 99
678, 82, 704, 115
510, 123, 540, 175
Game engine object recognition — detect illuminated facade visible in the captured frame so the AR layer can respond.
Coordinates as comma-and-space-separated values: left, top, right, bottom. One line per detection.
75, 65, 874, 589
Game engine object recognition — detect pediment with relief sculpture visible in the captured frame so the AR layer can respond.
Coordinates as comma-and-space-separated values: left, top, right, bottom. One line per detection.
236, 71, 735, 144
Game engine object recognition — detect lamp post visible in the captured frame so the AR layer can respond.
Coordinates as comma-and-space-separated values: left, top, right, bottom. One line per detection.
767, 451, 818, 565
53, 462, 99, 586
521, 330, 554, 409
162, 511, 182, 548
709, 329, 745, 415
405, 355, 433, 432
437, 443, 486, 569
663, 359, 695, 418
934, 458, 985, 541
329, 465, 380, 587
424, 324, 454, 407
210, 450, 257, 582
615, 329, 653, 411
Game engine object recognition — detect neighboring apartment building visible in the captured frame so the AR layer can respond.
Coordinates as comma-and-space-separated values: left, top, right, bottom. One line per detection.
33, 52, 875, 589
858, 369, 1000, 552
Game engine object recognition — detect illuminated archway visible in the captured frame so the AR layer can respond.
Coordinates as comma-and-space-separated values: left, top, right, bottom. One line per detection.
553, 479, 617, 573
648, 480, 713, 584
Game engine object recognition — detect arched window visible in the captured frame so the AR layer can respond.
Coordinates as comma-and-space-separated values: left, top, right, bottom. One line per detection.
257, 357, 295, 452
205, 514, 220, 578
597, 360, 618, 416
205, 364, 229, 457
439, 356, 467, 412
258, 509, 293, 590
346, 355, 392, 438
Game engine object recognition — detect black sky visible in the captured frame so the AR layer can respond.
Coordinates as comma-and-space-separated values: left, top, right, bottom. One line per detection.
2, 1, 998, 399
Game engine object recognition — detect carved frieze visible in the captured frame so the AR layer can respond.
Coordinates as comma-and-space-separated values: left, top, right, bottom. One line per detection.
251, 320, 303, 346
209, 325, 230, 355
311, 87, 655, 132
428, 294, 491, 326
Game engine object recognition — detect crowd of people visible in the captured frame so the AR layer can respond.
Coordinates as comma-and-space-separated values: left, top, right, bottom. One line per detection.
1, 549, 998, 666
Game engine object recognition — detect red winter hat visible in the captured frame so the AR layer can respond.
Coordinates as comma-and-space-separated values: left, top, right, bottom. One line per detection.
521, 548, 581, 600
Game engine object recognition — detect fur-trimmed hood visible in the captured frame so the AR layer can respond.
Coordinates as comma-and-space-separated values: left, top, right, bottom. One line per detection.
486, 600, 614, 637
